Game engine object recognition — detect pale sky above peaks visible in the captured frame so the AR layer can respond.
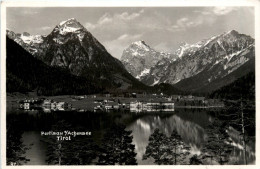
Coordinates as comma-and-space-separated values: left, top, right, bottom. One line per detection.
7, 7, 254, 59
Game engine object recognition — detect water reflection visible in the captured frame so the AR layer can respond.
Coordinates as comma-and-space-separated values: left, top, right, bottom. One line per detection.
6, 108, 255, 165
43, 120, 98, 165
97, 124, 137, 165
130, 101, 174, 112
143, 128, 191, 165
7, 114, 31, 165
21, 131, 47, 165
127, 110, 255, 165
227, 127, 255, 164
127, 113, 207, 164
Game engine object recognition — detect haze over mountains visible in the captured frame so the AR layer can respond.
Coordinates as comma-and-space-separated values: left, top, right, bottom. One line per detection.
7, 18, 255, 95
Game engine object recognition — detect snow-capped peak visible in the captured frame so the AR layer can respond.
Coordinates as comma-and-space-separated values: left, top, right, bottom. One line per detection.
175, 42, 190, 58
174, 29, 249, 58
20, 33, 44, 44
59, 18, 77, 26
203, 35, 219, 46
179, 42, 189, 47
132, 40, 147, 47
224, 30, 239, 36
131, 40, 151, 51
54, 18, 86, 35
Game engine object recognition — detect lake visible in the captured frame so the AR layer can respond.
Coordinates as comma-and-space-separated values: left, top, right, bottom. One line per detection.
6, 108, 255, 165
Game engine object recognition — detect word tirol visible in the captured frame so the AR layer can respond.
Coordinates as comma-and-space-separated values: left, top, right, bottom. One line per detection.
41, 131, 92, 141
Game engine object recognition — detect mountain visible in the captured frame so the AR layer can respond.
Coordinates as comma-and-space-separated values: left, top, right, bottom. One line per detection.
6, 36, 103, 95
121, 41, 178, 81
6, 30, 47, 56
209, 71, 255, 100
7, 18, 145, 91
175, 54, 255, 93
137, 30, 255, 92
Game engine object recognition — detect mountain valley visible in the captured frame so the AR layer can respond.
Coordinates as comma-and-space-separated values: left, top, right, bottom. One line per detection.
7, 19, 255, 95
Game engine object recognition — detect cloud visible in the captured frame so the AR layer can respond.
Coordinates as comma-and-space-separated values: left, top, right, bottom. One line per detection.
14, 8, 41, 15
85, 8, 179, 40
98, 13, 113, 25
194, 7, 239, 16
85, 9, 144, 32
117, 34, 129, 40
40, 26, 52, 31
118, 9, 144, 20
171, 7, 238, 32
83, 7, 246, 58
170, 17, 203, 32
21, 10, 39, 15
84, 8, 176, 58
154, 42, 172, 53
85, 22, 96, 30
212, 7, 239, 15
103, 33, 143, 59
193, 10, 211, 15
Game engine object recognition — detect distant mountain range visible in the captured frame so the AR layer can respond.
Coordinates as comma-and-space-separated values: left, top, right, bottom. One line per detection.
121, 41, 177, 80
121, 30, 255, 93
7, 18, 255, 96
7, 18, 145, 92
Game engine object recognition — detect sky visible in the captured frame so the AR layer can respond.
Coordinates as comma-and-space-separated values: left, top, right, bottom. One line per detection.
7, 7, 254, 59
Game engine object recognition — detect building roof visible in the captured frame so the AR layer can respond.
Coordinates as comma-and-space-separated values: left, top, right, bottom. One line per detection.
105, 102, 119, 106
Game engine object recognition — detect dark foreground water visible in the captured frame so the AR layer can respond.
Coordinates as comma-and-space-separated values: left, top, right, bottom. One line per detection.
6, 108, 255, 165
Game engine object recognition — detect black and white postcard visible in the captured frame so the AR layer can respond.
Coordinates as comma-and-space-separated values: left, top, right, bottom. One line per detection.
1, 0, 259, 168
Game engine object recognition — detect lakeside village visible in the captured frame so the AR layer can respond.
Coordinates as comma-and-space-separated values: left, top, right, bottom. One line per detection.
18, 92, 224, 113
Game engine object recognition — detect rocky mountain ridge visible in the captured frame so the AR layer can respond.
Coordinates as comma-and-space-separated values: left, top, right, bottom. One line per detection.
7, 18, 145, 91
6, 36, 102, 95
7, 21, 255, 93
121, 40, 178, 79
122, 30, 254, 92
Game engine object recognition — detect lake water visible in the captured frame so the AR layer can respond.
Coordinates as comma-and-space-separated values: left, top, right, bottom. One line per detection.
6, 108, 255, 165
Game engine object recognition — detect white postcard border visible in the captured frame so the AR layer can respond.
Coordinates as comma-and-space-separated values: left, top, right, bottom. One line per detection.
1, 0, 260, 168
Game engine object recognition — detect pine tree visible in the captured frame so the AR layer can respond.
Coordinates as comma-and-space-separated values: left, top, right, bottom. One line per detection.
189, 155, 203, 165
44, 120, 98, 165
6, 118, 31, 165
202, 120, 233, 165
44, 120, 72, 165
97, 124, 137, 165
219, 98, 255, 164
168, 130, 190, 165
143, 129, 168, 164
143, 129, 190, 165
